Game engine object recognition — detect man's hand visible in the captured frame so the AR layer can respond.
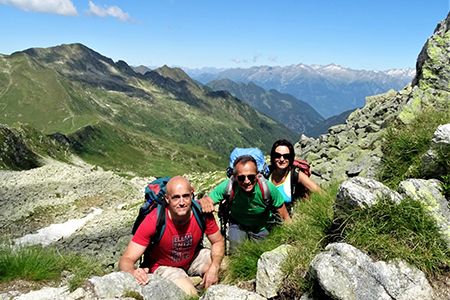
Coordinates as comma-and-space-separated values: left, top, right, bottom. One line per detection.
119, 241, 148, 285
133, 267, 150, 285
200, 264, 219, 289
197, 196, 216, 213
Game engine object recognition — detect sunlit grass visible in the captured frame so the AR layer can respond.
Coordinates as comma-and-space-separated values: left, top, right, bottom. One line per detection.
378, 106, 450, 189
0, 243, 108, 292
331, 195, 450, 277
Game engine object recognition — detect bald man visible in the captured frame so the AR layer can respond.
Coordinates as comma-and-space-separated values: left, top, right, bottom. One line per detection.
119, 176, 224, 297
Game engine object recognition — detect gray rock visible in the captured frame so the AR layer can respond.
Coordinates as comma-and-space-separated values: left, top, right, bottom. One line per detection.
335, 177, 403, 208
422, 124, 450, 178
256, 244, 293, 298
89, 271, 186, 300
309, 243, 433, 300
88, 271, 141, 298
398, 178, 450, 244
200, 284, 266, 300
13, 287, 69, 300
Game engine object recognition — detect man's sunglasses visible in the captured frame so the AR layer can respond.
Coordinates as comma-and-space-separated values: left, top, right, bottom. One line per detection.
274, 152, 290, 160
236, 174, 257, 182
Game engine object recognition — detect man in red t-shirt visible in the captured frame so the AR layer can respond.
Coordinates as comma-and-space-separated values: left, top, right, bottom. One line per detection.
119, 176, 224, 296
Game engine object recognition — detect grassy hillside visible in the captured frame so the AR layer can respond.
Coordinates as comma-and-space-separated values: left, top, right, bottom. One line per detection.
0, 44, 300, 176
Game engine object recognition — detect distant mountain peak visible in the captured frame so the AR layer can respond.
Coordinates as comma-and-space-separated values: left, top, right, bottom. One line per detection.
154, 65, 194, 83
189, 64, 414, 118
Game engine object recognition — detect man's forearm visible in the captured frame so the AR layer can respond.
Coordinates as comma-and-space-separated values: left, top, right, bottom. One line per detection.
276, 205, 291, 222
210, 239, 225, 268
119, 256, 137, 274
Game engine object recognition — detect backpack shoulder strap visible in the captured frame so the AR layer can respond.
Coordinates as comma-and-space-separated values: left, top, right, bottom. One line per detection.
256, 173, 272, 207
191, 199, 206, 233
149, 201, 167, 246
291, 166, 300, 197
140, 201, 167, 268
224, 177, 235, 202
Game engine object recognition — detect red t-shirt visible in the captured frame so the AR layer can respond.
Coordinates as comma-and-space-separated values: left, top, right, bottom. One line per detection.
132, 208, 219, 273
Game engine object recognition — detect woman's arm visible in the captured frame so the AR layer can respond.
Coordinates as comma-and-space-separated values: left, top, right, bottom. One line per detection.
297, 171, 321, 193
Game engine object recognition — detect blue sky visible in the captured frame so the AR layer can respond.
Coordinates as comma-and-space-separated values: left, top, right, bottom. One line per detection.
0, 0, 448, 71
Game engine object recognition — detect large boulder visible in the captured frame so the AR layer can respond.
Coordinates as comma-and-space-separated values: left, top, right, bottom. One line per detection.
256, 244, 293, 298
308, 243, 433, 300
335, 177, 403, 208
89, 271, 186, 300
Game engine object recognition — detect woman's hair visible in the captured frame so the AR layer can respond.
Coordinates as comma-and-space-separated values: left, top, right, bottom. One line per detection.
270, 139, 295, 169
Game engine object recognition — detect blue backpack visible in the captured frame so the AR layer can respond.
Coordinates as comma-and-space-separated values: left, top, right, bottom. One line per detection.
225, 148, 270, 178
131, 177, 206, 266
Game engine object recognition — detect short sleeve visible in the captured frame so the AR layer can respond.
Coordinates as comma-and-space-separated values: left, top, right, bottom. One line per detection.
208, 179, 229, 204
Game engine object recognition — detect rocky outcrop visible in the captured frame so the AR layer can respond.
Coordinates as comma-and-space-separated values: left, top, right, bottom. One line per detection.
0, 124, 40, 171
296, 13, 450, 186
412, 12, 450, 107
296, 87, 412, 186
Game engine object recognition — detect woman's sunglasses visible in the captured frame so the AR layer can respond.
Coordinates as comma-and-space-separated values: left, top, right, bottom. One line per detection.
236, 174, 257, 182
274, 152, 290, 160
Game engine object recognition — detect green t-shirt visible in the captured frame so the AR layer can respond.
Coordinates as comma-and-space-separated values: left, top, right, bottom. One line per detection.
209, 178, 284, 231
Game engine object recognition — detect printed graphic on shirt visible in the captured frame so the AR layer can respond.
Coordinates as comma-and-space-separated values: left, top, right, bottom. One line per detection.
171, 233, 193, 262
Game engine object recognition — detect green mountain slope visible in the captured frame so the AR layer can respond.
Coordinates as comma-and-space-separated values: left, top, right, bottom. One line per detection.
205, 79, 324, 134
0, 43, 300, 176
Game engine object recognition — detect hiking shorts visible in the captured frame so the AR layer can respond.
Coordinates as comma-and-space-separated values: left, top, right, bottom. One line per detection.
153, 248, 210, 282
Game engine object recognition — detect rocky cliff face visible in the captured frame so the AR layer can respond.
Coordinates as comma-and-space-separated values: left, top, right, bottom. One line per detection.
296, 13, 450, 186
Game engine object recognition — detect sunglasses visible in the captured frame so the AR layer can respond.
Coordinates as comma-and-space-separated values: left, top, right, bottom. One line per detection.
274, 152, 290, 160
236, 174, 257, 182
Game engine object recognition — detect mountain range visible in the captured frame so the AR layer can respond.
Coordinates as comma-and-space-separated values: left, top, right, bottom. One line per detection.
205, 79, 324, 135
0, 43, 299, 176
185, 64, 415, 119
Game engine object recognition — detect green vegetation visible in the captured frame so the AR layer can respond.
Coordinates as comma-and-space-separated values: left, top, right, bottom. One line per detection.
222, 179, 450, 296
442, 174, 450, 199
0, 243, 107, 292
221, 186, 337, 293
332, 196, 450, 277
378, 106, 450, 189
68, 122, 228, 177
0, 44, 299, 175
122, 290, 144, 300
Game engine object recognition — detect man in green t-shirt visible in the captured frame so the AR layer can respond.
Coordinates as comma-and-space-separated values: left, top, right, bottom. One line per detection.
198, 155, 290, 252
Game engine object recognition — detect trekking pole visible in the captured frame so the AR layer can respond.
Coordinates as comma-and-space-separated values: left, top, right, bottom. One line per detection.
220, 215, 228, 256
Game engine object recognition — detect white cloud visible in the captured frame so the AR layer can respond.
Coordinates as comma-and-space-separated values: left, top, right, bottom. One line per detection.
0, 0, 78, 16
253, 53, 261, 63
231, 58, 249, 64
86, 1, 138, 23
268, 55, 277, 62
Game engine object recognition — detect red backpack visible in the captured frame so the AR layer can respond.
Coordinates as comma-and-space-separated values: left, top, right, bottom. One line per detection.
290, 159, 311, 199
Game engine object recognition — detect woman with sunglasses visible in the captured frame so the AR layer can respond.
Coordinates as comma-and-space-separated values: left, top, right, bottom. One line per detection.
269, 139, 321, 212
